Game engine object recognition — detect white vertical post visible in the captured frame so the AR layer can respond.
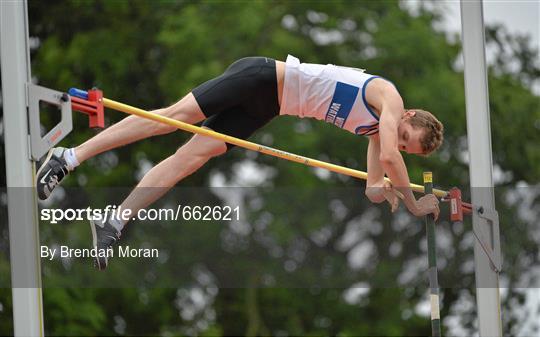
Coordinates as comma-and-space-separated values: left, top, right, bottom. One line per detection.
460, 1, 503, 336
0, 1, 44, 336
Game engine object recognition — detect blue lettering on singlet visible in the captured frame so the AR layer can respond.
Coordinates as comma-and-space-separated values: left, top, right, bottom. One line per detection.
324, 82, 359, 129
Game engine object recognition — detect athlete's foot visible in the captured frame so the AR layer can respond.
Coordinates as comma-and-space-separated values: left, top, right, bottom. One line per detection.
36, 147, 72, 200
90, 218, 121, 270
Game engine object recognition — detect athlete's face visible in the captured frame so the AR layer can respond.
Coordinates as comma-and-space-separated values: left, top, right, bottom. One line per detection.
397, 110, 424, 155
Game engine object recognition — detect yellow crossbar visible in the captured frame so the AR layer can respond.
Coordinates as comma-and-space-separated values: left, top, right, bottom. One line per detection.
103, 97, 448, 198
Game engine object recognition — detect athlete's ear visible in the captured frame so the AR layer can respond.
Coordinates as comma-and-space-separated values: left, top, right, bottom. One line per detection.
403, 109, 416, 119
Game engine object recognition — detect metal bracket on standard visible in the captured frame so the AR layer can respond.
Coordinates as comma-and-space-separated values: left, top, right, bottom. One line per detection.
474, 206, 502, 273
445, 188, 502, 272
27, 83, 73, 161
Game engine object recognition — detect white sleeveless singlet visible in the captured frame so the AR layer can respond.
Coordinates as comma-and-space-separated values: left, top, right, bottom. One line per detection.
280, 55, 382, 136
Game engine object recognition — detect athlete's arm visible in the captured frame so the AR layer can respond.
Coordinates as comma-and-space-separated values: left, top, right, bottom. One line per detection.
376, 86, 423, 216
366, 125, 404, 212
364, 80, 438, 218
365, 134, 386, 203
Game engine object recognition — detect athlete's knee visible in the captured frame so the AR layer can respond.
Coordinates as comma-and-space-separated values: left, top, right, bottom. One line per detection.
190, 136, 227, 159
175, 135, 227, 164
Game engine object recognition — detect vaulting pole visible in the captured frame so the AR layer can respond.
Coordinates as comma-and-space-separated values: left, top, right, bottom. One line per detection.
424, 172, 441, 337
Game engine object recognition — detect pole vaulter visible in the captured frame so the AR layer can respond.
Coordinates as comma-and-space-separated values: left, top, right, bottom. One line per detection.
68, 87, 472, 212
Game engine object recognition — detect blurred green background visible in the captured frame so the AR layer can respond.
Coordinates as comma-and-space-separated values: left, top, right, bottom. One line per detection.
1, 0, 539, 336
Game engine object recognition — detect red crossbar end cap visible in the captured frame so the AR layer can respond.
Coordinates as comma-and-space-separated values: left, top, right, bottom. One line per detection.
448, 187, 464, 222
87, 89, 104, 128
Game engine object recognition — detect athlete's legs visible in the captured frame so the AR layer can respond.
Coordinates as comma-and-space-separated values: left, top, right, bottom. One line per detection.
117, 131, 227, 225
90, 57, 282, 269
75, 93, 205, 163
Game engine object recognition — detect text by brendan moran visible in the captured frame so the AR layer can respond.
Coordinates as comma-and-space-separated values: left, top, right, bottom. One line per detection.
41, 245, 159, 260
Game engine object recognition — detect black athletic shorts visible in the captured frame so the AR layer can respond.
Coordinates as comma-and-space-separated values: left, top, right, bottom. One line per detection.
192, 57, 280, 150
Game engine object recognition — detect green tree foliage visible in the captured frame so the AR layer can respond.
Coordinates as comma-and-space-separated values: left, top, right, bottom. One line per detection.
1, 0, 538, 336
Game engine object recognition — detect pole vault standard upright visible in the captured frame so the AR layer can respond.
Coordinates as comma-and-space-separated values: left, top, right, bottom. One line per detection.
460, 1, 503, 336
0, 1, 44, 336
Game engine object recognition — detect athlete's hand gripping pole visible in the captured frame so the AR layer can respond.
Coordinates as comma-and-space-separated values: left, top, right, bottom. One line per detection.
381, 180, 405, 213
